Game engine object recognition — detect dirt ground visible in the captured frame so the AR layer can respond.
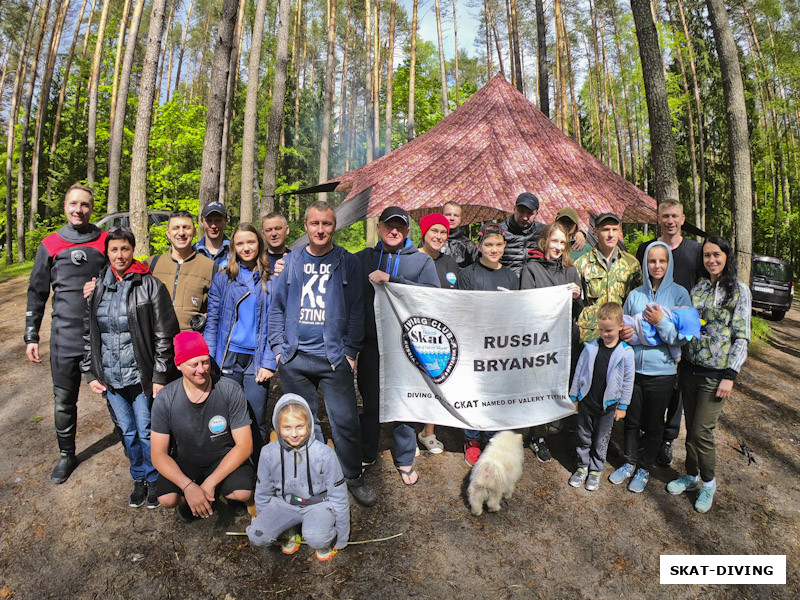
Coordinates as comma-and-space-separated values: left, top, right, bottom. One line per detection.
0, 273, 797, 599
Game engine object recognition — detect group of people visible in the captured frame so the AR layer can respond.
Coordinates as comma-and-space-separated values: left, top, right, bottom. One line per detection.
25, 184, 750, 560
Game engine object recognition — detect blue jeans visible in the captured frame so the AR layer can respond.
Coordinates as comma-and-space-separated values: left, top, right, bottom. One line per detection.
222, 351, 269, 441
106, 385, 156, 483
279, 351, 362, 479
464, 430, 496, 444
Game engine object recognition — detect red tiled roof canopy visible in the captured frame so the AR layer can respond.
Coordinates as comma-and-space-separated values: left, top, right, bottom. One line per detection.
325, 74, 657, 229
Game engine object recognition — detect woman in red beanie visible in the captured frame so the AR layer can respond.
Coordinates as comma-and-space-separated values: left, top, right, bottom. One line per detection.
416, 213, 460, 453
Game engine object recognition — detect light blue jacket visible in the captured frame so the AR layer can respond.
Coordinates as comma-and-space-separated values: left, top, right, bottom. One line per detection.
623, 241, 692, 375
570, 340, 635, 410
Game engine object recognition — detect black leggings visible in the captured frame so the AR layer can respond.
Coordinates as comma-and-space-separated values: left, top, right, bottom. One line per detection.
623, 373, 676, 469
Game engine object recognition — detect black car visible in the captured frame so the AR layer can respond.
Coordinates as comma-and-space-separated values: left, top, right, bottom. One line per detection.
750, 255, 794, 320
94, 210, 172, 231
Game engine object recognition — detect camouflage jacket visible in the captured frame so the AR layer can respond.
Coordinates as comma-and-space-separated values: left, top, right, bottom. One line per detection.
575, 246, 642, 342
684, 279, 750, 378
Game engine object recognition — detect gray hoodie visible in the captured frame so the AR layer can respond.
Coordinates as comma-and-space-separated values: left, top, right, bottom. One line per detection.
254, 394, 350, 545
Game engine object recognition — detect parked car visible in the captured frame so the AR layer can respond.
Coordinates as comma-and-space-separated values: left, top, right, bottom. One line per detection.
94, 210, 171, 231
750, 255, 794, 320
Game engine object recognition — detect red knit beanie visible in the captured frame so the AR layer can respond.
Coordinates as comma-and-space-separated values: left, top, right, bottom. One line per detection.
174, 331, 210, 365
419, 213, 450, 241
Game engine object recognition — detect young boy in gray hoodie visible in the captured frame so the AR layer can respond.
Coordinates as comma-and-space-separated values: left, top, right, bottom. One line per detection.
247, 394, 350, 561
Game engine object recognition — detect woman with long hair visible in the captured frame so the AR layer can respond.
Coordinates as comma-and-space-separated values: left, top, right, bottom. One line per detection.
83, 227, 179, 508
205, 223, 277, 441
667, 235, 751, 513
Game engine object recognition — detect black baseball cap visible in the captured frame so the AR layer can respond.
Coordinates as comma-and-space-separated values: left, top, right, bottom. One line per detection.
478, 222, 505, 240
201, 202, 228, 218
515, 192, 540, 211
379, 206, 410, 225
595, 212, 622, 226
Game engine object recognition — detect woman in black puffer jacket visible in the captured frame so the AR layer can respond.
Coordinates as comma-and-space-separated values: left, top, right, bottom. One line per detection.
519, 223, 584, 460
83, 227, 179, 509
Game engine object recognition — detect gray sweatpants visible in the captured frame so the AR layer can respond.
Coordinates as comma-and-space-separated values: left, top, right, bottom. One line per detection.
247, 498, 337, 550
575, 404, 616, 473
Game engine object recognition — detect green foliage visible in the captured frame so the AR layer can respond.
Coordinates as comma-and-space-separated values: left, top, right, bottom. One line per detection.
0, 259, 34, 282
749, 316, 771, 357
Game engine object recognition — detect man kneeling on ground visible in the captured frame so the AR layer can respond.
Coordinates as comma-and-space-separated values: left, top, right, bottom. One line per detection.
151, 331, 254, 522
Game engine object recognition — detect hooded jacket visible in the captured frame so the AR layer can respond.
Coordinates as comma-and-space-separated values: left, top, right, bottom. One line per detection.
498, 216, 545, 274
569, 340, 635, 410
268, 245, 364, 368
441, 228, 478, 267
83, 262, 180, 397
520, 250, 584, 320
622, 241, 691, 376
205, 265, 277, 373
356, 238, 440, 344
254, 394, 350, 546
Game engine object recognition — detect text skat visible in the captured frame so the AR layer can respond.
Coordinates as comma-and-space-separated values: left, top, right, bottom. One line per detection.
484, 332, 549, 348
474, 352, 558, 371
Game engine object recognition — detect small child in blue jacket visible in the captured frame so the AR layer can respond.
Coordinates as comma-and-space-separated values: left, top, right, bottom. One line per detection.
247, 394, 350, 561
568, 302, 635, 491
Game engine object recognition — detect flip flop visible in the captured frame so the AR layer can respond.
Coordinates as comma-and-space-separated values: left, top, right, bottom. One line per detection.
396, 466, 419, 486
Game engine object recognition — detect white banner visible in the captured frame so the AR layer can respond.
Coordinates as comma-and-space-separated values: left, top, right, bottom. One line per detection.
375, 283, 575, 430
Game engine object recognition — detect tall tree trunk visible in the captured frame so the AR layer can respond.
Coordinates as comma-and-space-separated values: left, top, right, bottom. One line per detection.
365, 0, 373, 162
433, 0, 449, 117
318, 0, 337, 200
156, 1, 175, 108
259, 0, 291, 218
451, 0, 460, 103
504, 0, 515, 88
630, 0, 679, 204
408, 0, 418, 140
109, 0, 133, 137
509, 0, 522, 93
241, 0, 270, 222
293, 0, 305, 146
372, 2, 380, 157
553, 0, 567, 131
107, 0, 146, 214
489, 6, 504, 77
86, 0, 111, 186
219, 0, 246, 206
129, 0, 169, 256
340, 0, 352, 172
197, 0, 239, 212
30, 0, 68, 230
5, 1, 38, 264
384, 0, 396, 149
535, 0, 548, 116
610, 0, 637, 184
173, 0, 195, 97
705, 0, 752, 279
562, 7, 579, 144
18, 0, 52, 260
484, 0, 492, 79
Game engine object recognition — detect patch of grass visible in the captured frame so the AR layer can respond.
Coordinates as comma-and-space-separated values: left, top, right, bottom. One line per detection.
30, 415, 43, 423
0, 260, 34, 282
749, 316, 771, 357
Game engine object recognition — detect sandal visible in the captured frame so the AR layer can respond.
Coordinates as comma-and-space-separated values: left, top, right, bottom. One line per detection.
417, 431, 444, 454
396, 465, 419, 486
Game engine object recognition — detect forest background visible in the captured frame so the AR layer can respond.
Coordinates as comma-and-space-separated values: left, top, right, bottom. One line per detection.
1, 0, 798, 279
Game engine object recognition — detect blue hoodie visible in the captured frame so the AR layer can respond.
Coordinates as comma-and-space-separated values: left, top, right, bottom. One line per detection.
622, 241, 691, 375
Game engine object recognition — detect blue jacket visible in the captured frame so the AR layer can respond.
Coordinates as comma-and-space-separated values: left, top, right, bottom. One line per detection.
569, 340, 635, 410
622, 241, 692, 375
356, 238, 441, 343
268, 245, 364, 368
205, 265, 277, 372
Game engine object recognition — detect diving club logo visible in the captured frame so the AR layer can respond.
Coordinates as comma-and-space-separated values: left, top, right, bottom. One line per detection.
402, 316, 458, 384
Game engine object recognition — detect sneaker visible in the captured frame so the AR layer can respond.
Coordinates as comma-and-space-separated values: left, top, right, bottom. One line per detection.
50, 452, 78, 484
657, 441, 674, 466
531, 438, 552, 462
609, 462, 635, 485
227, 499, 248, 517
418, 431, 444, 454
695, 483, 716, 513
176, 502, 199, 523
346, 476, 377, 507
585, 471, 601, 491
464, 440, 482, 467
628, 468, 650, 493
129, 480, 147, 507
279, 527, 301, 555
568, 467, 588, 488
315, 547, 337, 561
146, 483, 160, 509
666, 474, 701, 495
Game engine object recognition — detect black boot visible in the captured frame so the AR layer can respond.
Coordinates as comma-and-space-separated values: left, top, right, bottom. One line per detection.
51, 452, 78, 484
346, 475, 377, 507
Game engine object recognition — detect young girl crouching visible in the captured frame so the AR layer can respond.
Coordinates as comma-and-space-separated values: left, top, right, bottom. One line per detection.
247, 394, 350, 560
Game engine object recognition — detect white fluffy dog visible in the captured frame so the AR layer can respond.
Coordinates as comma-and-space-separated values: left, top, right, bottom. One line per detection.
467, 431, 524, 516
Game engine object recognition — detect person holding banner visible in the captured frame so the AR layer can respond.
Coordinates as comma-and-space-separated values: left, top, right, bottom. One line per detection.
519, 222, 583, 462
457, 223, 520, 466
416, 213, 460, 454
357, 206, 440, 485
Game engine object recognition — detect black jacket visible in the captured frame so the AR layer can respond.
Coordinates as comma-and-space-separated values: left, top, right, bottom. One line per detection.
498, 217, 545, 274
441, 228, 478, 268
519, 252, 584, 320
82, 264, 180, 397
